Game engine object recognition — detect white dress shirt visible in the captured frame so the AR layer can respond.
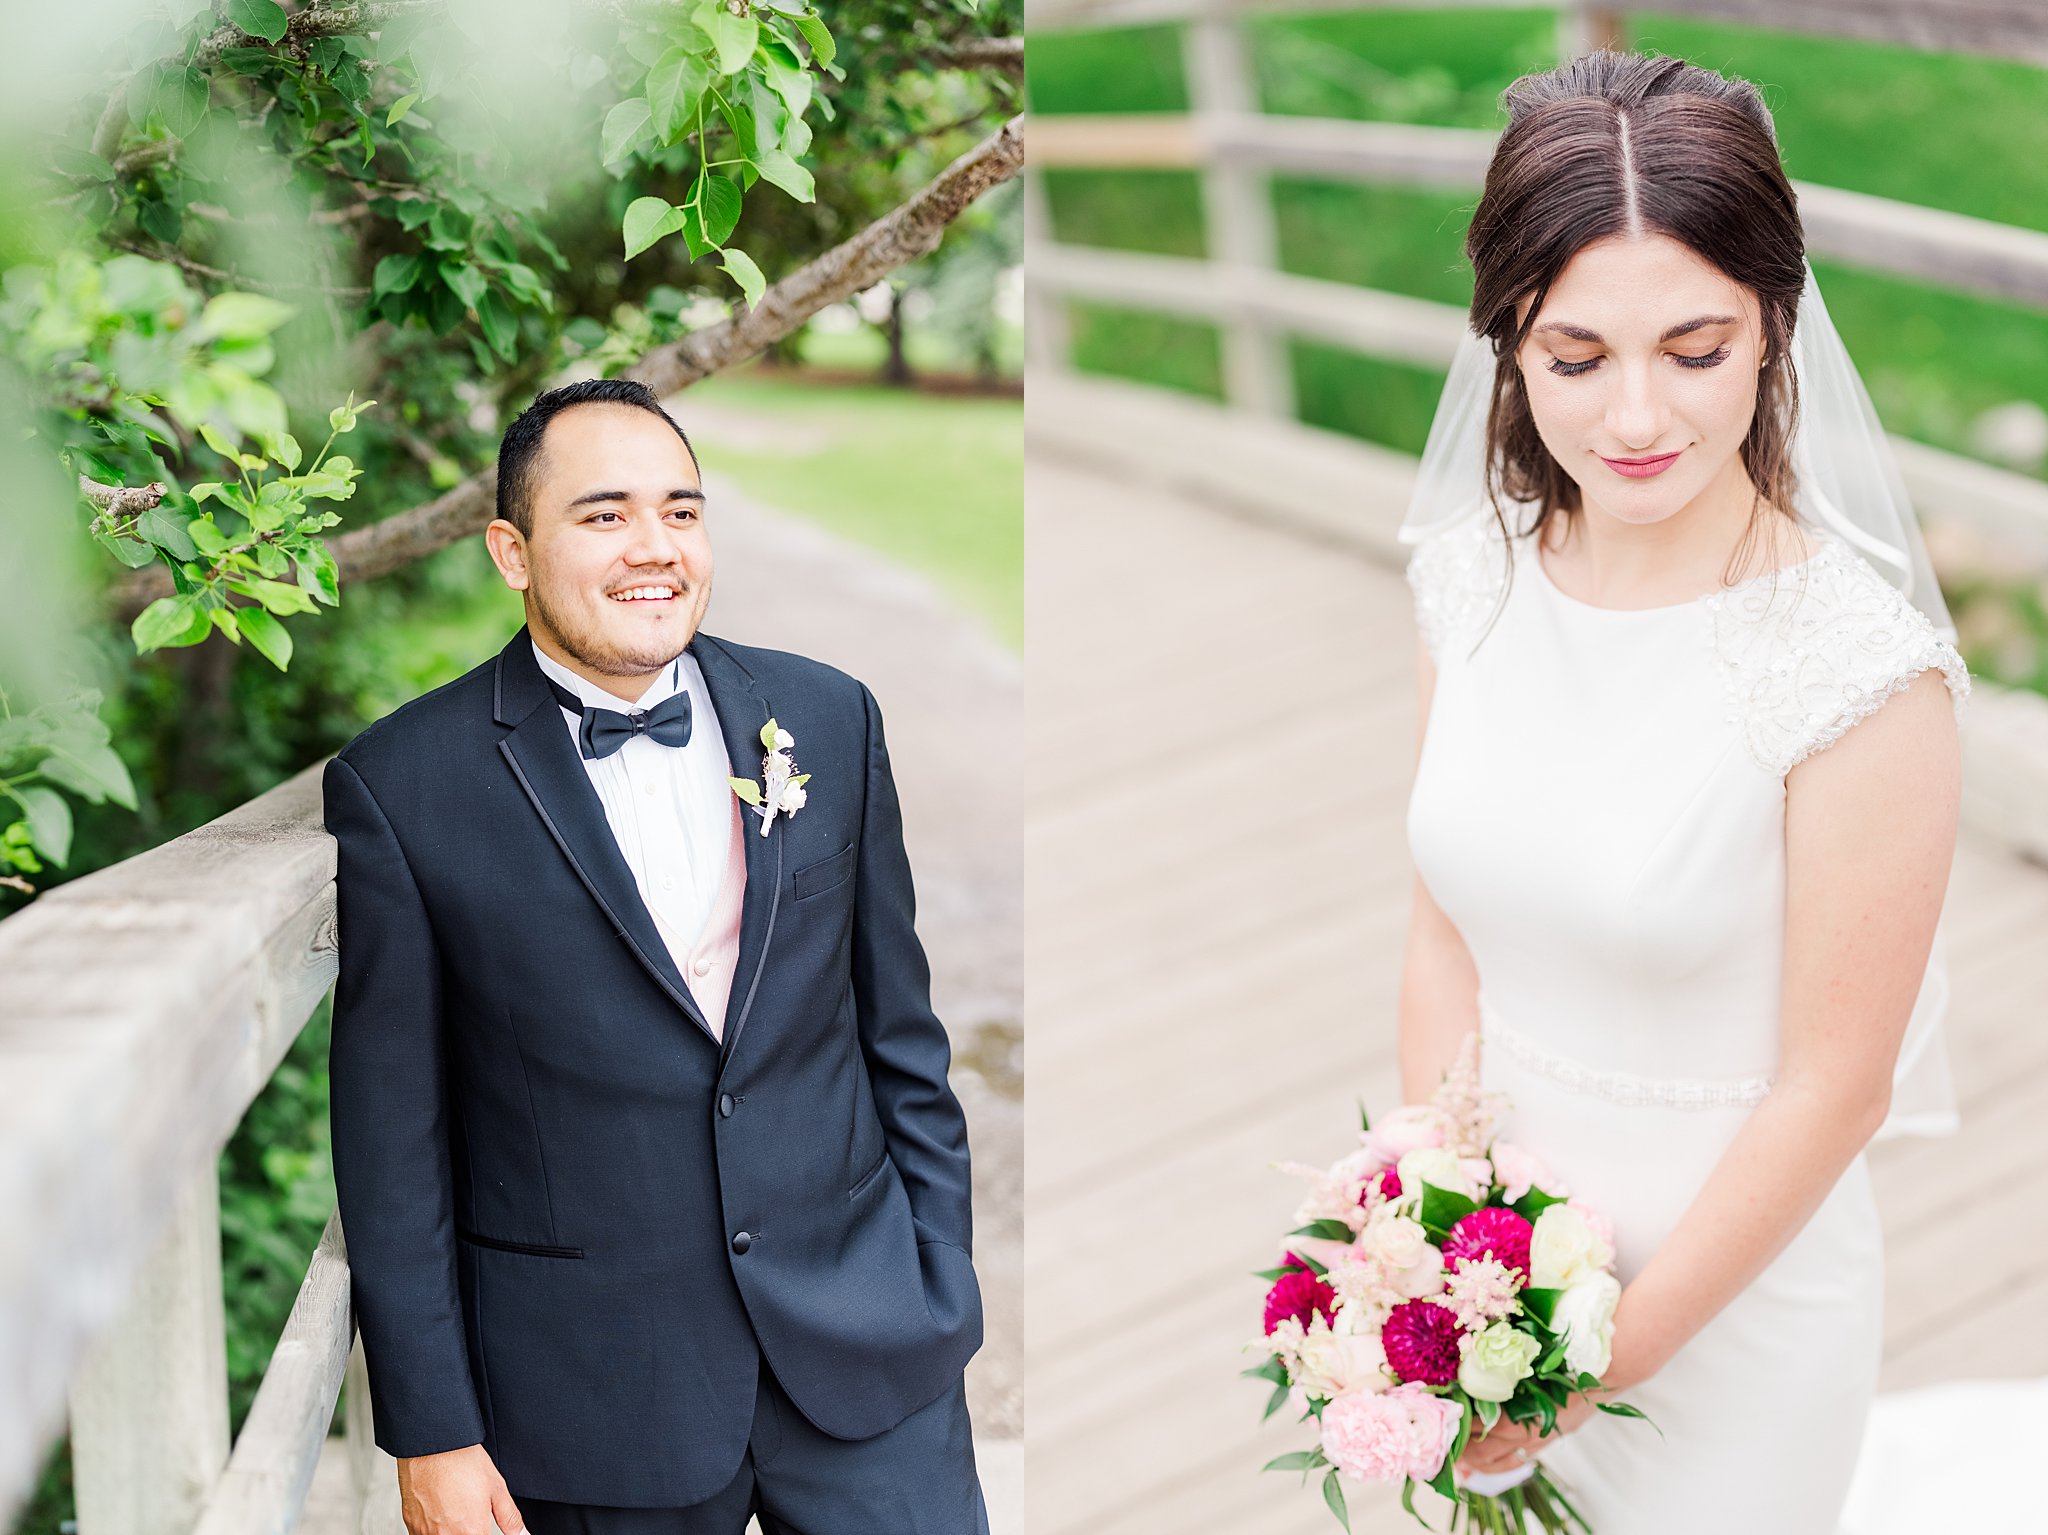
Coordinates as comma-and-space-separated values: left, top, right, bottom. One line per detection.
532, 637, 734, 962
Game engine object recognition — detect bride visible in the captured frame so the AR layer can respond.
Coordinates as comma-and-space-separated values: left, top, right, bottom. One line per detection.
1398, 51, 1969, 1531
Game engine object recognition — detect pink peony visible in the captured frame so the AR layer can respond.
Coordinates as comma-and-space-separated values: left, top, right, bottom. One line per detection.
1443, 1207, 1533, 1279
1320, 1382, 1464, 1484
1264, 1266, 1337, 1337
1365, 1104, 1448, 1162
1489, 1140, 1566, 1205
1569, 1199, 1617, 1256
1381, 1298, 1464, 1386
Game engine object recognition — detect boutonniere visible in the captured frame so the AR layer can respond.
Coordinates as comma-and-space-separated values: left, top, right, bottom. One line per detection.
728, 717, 810, 836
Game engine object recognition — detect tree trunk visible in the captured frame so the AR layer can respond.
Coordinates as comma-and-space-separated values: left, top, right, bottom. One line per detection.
882, 286, 912, 388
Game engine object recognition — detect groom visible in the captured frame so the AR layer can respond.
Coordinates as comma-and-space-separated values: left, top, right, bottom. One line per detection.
323, 378, 986, 1534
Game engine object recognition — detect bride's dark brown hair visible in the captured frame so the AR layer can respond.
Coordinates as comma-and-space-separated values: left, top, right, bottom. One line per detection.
1465, 49, 1807, 594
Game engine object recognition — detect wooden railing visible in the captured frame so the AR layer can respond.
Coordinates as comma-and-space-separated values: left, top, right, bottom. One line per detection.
1024, 0, 2048, 863
0, 763, 401, 1535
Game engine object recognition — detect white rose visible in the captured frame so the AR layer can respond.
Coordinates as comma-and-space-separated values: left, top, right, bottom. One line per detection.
1551, 1273, 1622, 1379
1293, 1318, 1392, 1399
1362, 1212, 1447, 1299
1529, 1203, 1615, 1290
773, 727, 795, 750
1457, 1321, 1542, 1403
777, 781, 808, 813
1397, 1147, 1477, 1208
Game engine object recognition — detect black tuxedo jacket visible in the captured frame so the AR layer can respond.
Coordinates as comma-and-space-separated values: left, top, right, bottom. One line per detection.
322, 623, 982, 1506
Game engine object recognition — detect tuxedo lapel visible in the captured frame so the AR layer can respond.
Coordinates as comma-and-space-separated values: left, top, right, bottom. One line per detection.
491, 625, 718, 1048
687, 632, 784, 1075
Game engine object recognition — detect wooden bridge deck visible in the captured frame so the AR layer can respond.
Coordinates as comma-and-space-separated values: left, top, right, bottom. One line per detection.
1024, 451, 2048, 1535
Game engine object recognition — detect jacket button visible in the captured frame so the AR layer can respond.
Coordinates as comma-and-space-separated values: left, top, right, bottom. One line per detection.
731, 1230, 752, 1254
718, 1093, 735, 1118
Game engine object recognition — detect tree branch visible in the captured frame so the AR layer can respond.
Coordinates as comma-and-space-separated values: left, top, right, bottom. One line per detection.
80, 477, 167, 517
105, 115, 1025, 622
939, 38, 1022, 75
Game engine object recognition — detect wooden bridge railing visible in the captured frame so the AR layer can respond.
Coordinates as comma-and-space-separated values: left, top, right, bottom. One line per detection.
0, 763, 401, 1535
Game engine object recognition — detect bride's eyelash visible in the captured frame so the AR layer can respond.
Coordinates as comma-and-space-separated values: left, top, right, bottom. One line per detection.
1546, 345, 1733, 378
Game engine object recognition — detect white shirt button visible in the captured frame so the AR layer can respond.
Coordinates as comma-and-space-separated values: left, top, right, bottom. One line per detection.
693, 956, 713, 977
661, 875, 675, 891
642, 782, 657, 797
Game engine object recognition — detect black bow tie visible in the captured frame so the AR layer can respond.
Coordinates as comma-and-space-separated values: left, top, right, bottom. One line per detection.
543, 674, 693, 760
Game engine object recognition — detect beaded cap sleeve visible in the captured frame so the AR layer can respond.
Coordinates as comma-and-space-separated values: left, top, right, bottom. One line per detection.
1703, 534, 1971, 777
1403, 511, 1510, 663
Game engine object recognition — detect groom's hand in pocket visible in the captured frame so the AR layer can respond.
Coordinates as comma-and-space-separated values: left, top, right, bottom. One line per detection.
398, 1443, 526, 1535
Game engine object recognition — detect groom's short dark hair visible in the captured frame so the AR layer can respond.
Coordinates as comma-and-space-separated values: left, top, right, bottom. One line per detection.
497, 378, 700, 538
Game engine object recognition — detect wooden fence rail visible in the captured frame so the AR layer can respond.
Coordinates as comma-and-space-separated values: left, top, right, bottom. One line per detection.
0, 762, 397, 1535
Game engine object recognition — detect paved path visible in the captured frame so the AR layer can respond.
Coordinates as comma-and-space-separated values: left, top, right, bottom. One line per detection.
1025, 450, 2048, 1534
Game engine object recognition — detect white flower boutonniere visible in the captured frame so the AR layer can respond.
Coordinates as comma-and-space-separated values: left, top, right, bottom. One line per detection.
727, 717, 810, 836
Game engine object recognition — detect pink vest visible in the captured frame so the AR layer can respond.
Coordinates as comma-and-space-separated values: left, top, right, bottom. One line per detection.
674, 794, 747, 1042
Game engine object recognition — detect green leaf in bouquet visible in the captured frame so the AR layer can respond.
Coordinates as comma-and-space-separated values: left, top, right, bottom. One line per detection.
1536, 1392, 1557, 1436
1263, 1449, 1322, 1474
1294, 1251, 1328, 1276
1511, 1186, 1570, 1224
1252, 1265, 1292, 1281
1263, 1378, 1291, 1420
1426, 1451, 1456, 1502
1536, 1336, 1569, 1374
1357, 1099, 1371, 1133
1445, 1392, 1474, 1468
1399, 1477, 1427, 1530
1242, 1355, 1288, 1385
1474, 1395, 1502, 1431
1596, 1400, 1663, 1437
1289, 1219, 1356, 1244
1321, 1466, 1351, 1531
1519, 1286, 1563, 1329
1417, 1181, 1479, 1235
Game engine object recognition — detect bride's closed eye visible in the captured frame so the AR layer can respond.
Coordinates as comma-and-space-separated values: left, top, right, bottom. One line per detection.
1546, 345, 1733, 378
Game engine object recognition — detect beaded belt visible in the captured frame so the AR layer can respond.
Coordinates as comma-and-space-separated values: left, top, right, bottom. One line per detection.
1478, 996, 1775, 1110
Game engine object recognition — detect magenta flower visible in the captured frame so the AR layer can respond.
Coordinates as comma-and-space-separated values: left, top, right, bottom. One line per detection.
1382, 1299, 1464, 1386
1358, 1166, 1403, 1206
1443, 1206, 1533, 1279
1263, 1266, 1337, 1336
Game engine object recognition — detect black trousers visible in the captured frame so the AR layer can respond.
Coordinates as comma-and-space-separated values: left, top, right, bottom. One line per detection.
514, 1353, 988, 1535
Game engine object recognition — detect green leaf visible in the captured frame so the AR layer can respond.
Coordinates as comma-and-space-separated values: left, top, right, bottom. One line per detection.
1241, 1354, 1288, 1385
622, 196, 687, 261
1427, 1451, 1457, 1502
1475, 1395, 1502, 1431
93, 526, 157, 569
1511, 1187, 1570, 1224
720, 247, 765, 309
1262, 1377, 1290, 1421
234, 606, 292, 670
759, 717, 781, 749
761, 46, 810, 117
1596, 1401, 1653, 1423
601, 97, 654, 165
1416, 1181, 1479, 1234
793, 12, 834, 67
228, 0, 289, 42
199, 292, 295, 343
386, 92, 420, 126
52, 145, 115, 181
267, 433, 302, 472
751, 147, 813, 203
1288, 1219, 1355, 1244
39, 742, 137, 811
138, 506, 199, 561
728, 776, 762, 806
372, 252, 423, 298
478, 289, 517, 362
688, 172, 743, 254
712, 10, 759, 74
1263, 1450, 1321, 1473
646, 46, 709, 140
148, 64, 209, 137
16, 786, 72, 868
199, 421, 241, 460
231, 577, 317, 616
131, 593, 208, 651
209, 606, 242, 642
1519, 1287, 1563, 1328
441, 262, 487, 312
1321, 1466, 1350, 1531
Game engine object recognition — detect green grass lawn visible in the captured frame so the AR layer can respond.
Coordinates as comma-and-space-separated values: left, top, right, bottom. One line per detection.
683, 366, 1023, 651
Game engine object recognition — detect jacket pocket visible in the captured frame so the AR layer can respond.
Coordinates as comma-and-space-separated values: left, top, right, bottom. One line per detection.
458, 1228, 584, 1259
793, 842, 856, 901
848, 1150, 891, 1201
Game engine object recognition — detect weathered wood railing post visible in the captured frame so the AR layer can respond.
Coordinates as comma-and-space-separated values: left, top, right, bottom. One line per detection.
67, 1170, 232, 1535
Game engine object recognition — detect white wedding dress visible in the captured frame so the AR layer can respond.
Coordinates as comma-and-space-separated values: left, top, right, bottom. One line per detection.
1402, 508, 1971, 1534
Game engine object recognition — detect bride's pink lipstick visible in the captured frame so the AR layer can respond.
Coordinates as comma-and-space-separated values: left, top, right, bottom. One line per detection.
1600, 448, 1683, 478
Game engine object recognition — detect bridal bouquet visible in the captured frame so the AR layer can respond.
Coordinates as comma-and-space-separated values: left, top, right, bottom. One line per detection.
1244, 1034, 1650, 1532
